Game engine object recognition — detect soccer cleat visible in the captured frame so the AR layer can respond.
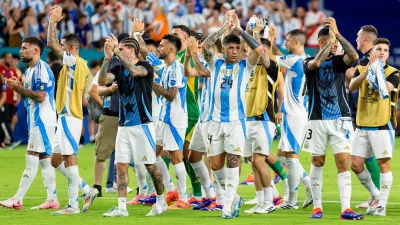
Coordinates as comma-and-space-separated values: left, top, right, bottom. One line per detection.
128, 194, 146, 205
310, 208, 323, 219
168, 200, 191, 209
255, 202, 275, 214
279, 201, 299, 209
232, 195, 243, 218
52, 205, 80, 215
0, 198, 22, 210
165, 189, 179, 205
108, 183, 133, 193
273, 196, 283, 206
146, 203, 168, 216
340, 208, 364, 220
103, 206, 129, 217
139, 194, 156, 205
222, 209, 234, 219
241, 174, 254, 185
366, 196, 379, 215
302, 187, 313, 208
200, 201, 223, 211
273, 172, 281, 184
188, 197, 202, 208
355, 200, 369, 209
82, 187, 99, 212
193, 198, 215, 210
373, 206, 386, 216
243, 203, 260, 214
31, 199, 60, 210
244, 197, 258, 205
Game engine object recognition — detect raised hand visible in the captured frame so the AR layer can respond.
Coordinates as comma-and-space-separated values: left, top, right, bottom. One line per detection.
324, 17, 339, 36
268, 24, 276, 42
49, 5, 63, 23
146, 52, 163, 67
132, 18, 145, 34
329, 27, 336, 43
230, 13, 241, 29
104, 42, 114, 60
187, 36, 198, 55
5, 76, 22, 89
253, 17, 265, 33
222, 9, 235, 27
367, 51, 379, 66
106, 34, 119, 52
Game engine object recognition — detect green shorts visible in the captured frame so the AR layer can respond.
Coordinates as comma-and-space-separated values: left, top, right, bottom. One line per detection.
185, 119, 198, 143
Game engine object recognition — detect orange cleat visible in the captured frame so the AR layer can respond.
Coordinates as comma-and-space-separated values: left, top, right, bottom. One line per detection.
168, 200, 191, 209
165, 189, 179, 205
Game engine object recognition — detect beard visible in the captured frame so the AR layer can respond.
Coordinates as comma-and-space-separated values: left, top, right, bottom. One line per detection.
158, 53, 166, 60
21, 57, 32, 63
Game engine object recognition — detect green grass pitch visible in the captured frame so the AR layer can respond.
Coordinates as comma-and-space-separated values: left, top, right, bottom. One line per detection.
0, 139, 399, 225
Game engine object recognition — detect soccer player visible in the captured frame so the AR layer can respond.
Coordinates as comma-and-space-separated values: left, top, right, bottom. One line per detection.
47, 5, 98, 214
303, 18, 364, 219
0, 37, 59, 210
201, 12, 262, 218
99, 36, 167, 217
243, 29, 281, 214
152, 34, 190, 209
267, 26, 312, 209
349, 38, 399, 217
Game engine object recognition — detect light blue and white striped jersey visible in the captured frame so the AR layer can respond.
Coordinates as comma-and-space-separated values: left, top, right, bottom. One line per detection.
24, 60, 57, 131
276, 54, 309, 117
208, 56, 255, 122
90, 13, 112, 42
159, 60, 188, 128
198, 54, 211, 123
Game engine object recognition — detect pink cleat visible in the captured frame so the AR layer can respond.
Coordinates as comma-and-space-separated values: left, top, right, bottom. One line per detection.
128, 195, 146, 205
31, 199, 60, 210
0, 198, 23, 210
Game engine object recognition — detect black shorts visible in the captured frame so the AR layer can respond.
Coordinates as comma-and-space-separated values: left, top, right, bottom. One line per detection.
4, 104, 16, 122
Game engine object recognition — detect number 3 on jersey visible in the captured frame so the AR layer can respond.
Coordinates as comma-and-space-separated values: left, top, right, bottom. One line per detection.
220, 77, 233, 89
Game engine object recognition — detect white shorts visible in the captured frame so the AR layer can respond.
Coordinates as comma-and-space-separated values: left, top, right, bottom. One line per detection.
302, 119, 354, 156
52, 115, 82, 156
189, 121, 210, 153
280, 114, 308, 154
115, 123, 157, 164
244, 120, 276, 157
155, 121, 186, 151
207, 120, 246, 157
351, 129, 395, 159
27, 125, 56, 156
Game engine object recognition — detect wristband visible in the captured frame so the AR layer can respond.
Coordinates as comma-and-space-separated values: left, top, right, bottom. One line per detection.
134, 32, 141, 36
239, 29, 260, 50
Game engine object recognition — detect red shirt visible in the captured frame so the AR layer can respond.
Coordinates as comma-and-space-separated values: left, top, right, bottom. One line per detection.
0, 65, 18, 104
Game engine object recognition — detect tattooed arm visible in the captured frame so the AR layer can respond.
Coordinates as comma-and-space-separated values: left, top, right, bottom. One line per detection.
337, 34, 359, 66
152, 83, 178, 102
134, 33, 149, 59
47, 6, 64, 59
306, 41, 334, 71
113, 49, 148, 77
192, 52, 211, 77
98, 60, 110, 86
5, 77, 46, 102
186, 36, 210, 77
183, 53, 196, 77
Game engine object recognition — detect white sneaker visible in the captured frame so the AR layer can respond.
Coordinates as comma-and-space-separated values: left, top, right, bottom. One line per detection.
146, 203, 167, 216
243, 203, 260, 214
82, 187, 99, 212
244, 197, 258, 205
356, 200, 369, 209
374, 206, 386, 216
302, 187, 313, 208
103, 206, 129, 217
366, 196, 379, 215
52, 205, 80, 215
255, 202, 275, 214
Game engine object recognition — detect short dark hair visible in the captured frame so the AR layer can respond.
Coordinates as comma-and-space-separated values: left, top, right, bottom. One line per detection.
317, 27, 329, 39
373, 38, 390, 48
162, 34, 182, 53
172, 25, 191, 36
190, 30, 204, 41
144, 38, 158, 48
62, 33, 81, 47
120, 38, 140, 56
89, 60, 100, 69
260, 38, 271, 49
22, 37, 44, 55
78, 13, 87, 20
222, 34, 241, 46
94, 2, 104, 10
361, 25, 378, 37
287, 29, 306, 45
47, 51, 59, 62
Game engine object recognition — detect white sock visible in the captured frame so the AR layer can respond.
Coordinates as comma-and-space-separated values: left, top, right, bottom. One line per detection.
256, 191, 264, 203
56, 162, 89, 195
156, 156, 175, 192
299, 163, 312, 189
286, 158, 301, 205
66, 166, 80, 209
156, 194, 166, 205
282, 178, 289, 201
173, 162, 187, 201
55, 162, 68, 177
212, 169, 225, 205
134, 164, 147, 195
224, 167, 239, 210
278, 156, 287, 167
145, 172, 155, 196
310, 165, 323, 209
379, 172, 393, 208
270, 180, 280, 198
263, 187, 273, 205
337, 171, 351, 212
191, 161, 215, 198
39, 158, 57, 201
15, 155, 39, 201
356, 169, 380, 197
118, 197, 127, 211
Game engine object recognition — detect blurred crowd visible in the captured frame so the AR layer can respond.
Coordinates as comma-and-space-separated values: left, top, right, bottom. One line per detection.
0, 0, 328, 49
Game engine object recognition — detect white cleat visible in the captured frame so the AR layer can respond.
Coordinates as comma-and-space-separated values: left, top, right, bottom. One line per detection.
146, 203, 168, 216
244, 197, 258, 205
355, 200, 369, 209
302, 187, 313, 208
373, 206, 386, 217
278, 201, 299, 210
366, 196, 379, 215
82, 187, 99, 212
243, 203, 260, 214
52, 205, 80, 215
222, 208, 233, 219
103, 206, 129, 217
31, 199, 60, 210
110, 183, 133, 193
255, 202, 275, 214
